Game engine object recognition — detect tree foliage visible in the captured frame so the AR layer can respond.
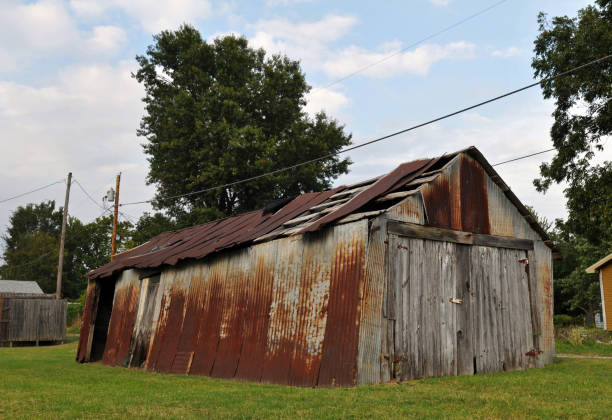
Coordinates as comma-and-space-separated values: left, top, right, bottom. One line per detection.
532, 1, 612, 322
133, 26, 352, 225
532, 0, 611, 243
1, 202, 132, 298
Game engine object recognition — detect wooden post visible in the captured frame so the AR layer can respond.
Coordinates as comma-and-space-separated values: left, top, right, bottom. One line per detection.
56, 172, 71, 299
111, 173, 121, 261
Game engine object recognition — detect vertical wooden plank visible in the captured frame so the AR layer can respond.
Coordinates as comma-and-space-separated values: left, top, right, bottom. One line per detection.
409, 238, 424, 379
399, 235, 411, 381
527, 249, 542, 366
455, 244, 473, 375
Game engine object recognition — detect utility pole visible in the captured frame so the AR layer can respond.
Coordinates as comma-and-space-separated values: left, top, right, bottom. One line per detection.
111, 173, 121, 261
56, 172, 71, 299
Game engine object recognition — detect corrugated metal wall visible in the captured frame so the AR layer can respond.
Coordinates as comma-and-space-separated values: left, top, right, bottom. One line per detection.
98, 220, 368, 387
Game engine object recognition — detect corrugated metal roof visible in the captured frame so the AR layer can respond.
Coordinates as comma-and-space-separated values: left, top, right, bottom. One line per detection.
0, 280, 44, 294
87, 146, 558, 280
87, 155, 437, 280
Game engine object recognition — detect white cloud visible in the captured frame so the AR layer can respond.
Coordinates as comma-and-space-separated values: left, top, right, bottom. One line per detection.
323, 41, 476, 78
491, 46, 522, 58
69, 0, 213, 32
249, 15, 357, 72
304, 87, 349, 116
86, 26, 127, 53
429, 0, 453, 6
0, 62, 154, 228
265, 0, 313, 6
0, 1, 131, 70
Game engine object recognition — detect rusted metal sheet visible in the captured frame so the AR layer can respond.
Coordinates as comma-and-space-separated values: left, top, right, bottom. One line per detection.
356, 215, 388, 385
235, 241, 277, 381
288, 228, 334, 386
421, 173, 453, 229
188, 254, 229, 376
300, 159, 436, 234
102, 270, 140, 366
76, 280, 99, 362
87, 189, 341, 280
460, 154, 491, 235
211, 248, 252, 379
386, 194, 425, 224
318, 220, 367, 386
261, 237, 304, 384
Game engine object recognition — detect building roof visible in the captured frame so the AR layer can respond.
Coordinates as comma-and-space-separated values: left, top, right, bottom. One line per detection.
0, 280, 44, 295
87, 146, 556, 280
586, 253, 612, 274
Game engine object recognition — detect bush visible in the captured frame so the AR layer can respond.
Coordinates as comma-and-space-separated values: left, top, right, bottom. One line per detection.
554, 314, 574, 328
556, 326, 612, 345
66, 302, 83, 327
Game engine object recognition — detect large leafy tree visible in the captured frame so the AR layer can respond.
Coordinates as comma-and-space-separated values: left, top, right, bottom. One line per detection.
532, 0, 612, 322
133, 26, 352, 224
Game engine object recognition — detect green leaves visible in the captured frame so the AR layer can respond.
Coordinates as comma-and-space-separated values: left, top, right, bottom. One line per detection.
134, 26, 351, 223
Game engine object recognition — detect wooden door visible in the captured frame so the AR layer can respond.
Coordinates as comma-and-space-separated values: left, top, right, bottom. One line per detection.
387, 234, 536, 380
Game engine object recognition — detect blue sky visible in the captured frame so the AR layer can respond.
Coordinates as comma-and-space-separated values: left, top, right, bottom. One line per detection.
1, 0, 607, 236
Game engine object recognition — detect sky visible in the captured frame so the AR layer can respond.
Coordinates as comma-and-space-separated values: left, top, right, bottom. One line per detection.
1, 0, 609, 241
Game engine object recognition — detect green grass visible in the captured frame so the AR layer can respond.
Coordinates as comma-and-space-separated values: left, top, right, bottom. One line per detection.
555, 338, 612, 356
1, 341, 611, 419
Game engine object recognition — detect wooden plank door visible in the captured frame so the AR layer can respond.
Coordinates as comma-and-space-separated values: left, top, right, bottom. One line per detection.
388, 235, 536, 380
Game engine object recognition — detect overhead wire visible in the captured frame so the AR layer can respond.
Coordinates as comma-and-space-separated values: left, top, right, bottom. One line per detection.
120, 53, 612, 207
317, 0, 508, 91
492, 148, 556, 167
0, 179, 65, 204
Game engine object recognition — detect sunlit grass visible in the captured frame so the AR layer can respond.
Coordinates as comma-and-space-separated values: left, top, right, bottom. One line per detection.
1, 340, 611, 419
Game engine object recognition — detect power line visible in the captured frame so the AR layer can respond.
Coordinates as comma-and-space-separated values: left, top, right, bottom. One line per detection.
121, 53, 612, 207
492, 148, 556, 167
0, 179, 65, 204
318, 0, 508, 91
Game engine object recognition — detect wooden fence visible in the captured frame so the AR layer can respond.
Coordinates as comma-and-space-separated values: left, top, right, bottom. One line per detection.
0, 294, 66, 346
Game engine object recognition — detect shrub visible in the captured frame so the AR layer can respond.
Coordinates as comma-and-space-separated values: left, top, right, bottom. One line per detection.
554, 314, 573, 328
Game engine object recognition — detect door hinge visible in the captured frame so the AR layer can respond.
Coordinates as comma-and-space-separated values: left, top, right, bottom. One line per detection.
519, 258, 529, 264
449, 297, 463, 304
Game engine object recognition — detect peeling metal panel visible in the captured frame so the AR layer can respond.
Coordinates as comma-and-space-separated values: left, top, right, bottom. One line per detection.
459, 155, 490, 234
76, 280, 99, 362
421, 173, 453, 229
102, 270, 140, 366
186, 254, 229, 376
211, 248, 253, 378
357, 215, 388, 385
386, 194, 425, 224
288, 227, 334, 387
318, 220, 368, 386
261, 237, 304, 384
235, 240, 277, 381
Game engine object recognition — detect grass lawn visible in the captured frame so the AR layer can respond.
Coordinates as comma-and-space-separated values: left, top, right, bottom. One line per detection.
1, 338, 611, 419
555, 338, 612, 356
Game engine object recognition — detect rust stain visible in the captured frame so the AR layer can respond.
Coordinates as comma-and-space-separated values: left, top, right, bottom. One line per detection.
289, 229, 333, 386
318, 224, 366, 387
422, 175, 452, 229
102, 278, 139, 366
76, 280, 99, 362
460, 156, 491, 234
387, 195, 424, 224
189, 261, 226, 376
235, 242, 276, 381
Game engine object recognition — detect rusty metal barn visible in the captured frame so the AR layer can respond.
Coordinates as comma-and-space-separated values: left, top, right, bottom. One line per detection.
77, 147, 557, 386
0, 280, 67, 347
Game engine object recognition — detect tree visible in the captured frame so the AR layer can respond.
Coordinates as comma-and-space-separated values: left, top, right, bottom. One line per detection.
1, 202, 132, 298
129, 212, 176, 247
532, 0, 611, 244
532, 1, 612, 323
133, 26, 352, 225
